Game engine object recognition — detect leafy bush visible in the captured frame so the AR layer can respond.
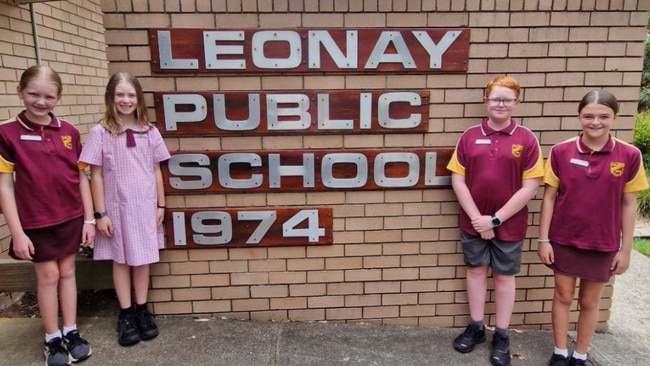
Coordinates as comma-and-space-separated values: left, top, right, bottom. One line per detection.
634, 112, 650, 217
634, 112, 650, 168
639, 39, 650, 112
638, 182, 650, 218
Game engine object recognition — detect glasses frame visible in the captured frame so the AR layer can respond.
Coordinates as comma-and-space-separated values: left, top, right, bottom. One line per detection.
485, 98, 518, 107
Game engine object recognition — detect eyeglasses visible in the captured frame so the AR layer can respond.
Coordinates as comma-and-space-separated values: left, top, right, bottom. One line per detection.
486, 98, 517, 107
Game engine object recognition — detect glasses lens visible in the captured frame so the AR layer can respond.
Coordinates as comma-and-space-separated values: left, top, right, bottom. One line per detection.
489, 98, 515, 106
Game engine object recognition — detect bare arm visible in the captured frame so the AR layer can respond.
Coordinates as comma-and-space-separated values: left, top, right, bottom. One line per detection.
79, 169, 95, 245
611, 191, 638, 274
0, 173, 33, 259
537, 184, 558, 264
154, 162, 165, 226
470, 177, 541, 234
90, 164, 113, 238
450, 173, 495, 239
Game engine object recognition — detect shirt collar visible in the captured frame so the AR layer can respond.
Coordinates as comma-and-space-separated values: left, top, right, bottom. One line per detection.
480, 117, 517, 136
576, 133, 615, 154
16, 111, 61, 131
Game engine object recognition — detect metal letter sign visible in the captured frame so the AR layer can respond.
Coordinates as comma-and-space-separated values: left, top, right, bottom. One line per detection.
156, 90, 429, 136
162, 149, 453, 194
149, 28, 470, 74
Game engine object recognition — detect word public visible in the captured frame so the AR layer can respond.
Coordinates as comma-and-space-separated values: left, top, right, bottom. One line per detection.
156, 90, 430, 136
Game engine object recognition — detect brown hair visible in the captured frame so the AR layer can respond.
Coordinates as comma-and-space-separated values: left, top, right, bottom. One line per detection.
578, 90, 619, 114
102, 72, 149, 133
485, 76, 521, 99
18, 65, 62, 95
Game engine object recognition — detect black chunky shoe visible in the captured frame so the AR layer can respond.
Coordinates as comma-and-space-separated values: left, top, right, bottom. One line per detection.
549, 353, 570, 366
117, 310, 141, 346
63, 330, 92, 362
453, 323, 486, 353
569, 357, 587, 366
135, 307, 160, 340
490, 331, 511, 366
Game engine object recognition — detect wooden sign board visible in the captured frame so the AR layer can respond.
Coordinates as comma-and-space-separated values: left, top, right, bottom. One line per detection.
165, 206, 333, 248
163, 148, 453, 194
149, 28, 470, 74
156, 90, 429, 136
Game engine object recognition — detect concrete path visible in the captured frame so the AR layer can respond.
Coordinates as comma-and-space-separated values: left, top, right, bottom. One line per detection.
0, 234, 648, 365
589, 249, 650, 365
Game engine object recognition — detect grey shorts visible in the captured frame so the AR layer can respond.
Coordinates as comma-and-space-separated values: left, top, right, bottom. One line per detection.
460, 231, 523, 275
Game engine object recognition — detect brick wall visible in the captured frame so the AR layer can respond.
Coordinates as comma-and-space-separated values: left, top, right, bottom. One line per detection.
102, 0, 649, 331
0, 0, 108, 253
1, 0, 647, 331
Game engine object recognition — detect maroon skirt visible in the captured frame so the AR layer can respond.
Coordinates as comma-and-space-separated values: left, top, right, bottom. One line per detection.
547, 242, 618, 283
10, 217, 83, 263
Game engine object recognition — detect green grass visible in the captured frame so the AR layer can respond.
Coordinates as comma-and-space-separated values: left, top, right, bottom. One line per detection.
633, 238, 650, 257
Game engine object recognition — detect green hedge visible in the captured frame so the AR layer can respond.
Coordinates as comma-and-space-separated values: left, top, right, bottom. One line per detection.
634, 112, 650, 217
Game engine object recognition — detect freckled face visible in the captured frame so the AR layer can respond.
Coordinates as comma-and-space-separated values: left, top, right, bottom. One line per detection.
114, 81, 138, 117
578, 103, 617, 142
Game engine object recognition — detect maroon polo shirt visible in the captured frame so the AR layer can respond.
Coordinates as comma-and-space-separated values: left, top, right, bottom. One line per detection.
0, 111, 84, 229
544, 135, 649, 252
447, 118, 544, 241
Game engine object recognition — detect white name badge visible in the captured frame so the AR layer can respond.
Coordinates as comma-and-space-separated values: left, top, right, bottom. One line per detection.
570, 158, 589, 167
20, 135, 42, 141
475, 139, 491, 145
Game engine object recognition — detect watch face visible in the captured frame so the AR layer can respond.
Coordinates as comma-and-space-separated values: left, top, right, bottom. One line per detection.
492, 217, 501, 226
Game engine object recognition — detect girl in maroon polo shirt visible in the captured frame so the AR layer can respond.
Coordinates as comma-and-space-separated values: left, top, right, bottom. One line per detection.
0, 65, 95, 366
538, 90, 648, 366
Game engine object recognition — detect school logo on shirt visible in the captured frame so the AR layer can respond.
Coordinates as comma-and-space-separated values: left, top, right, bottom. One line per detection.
511, 144, 523, 158
61, 135, 73, 150
610, 162, 625, 177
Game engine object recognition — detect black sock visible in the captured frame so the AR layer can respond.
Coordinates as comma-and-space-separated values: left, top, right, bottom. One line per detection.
135, 303, 148, 313
119, 306, 132, 318
495, 327, 509, 337
470, 319, 485, 328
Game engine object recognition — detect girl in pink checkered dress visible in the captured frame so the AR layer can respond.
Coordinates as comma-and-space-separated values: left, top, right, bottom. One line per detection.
80, 72, 170, 347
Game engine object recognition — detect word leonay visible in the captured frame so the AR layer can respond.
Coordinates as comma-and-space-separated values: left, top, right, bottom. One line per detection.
149, 28, 470, 73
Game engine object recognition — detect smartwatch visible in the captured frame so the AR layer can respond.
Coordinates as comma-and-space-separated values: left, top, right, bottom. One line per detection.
491, 215, 502, 227
94, 210, 108, 219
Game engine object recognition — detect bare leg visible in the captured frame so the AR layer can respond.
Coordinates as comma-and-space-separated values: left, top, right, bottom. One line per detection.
132, 264, 150, 305
57, 254, 78, 328
113, 262, 132, 309
34, 260, 61, 335
466, 265, 488, 321
574, 279, 606, 354
493, 273, 516, 329
552, 272, 578, 350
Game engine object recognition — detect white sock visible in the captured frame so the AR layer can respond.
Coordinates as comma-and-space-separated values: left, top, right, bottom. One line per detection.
45, 330, 62, 343
62, 324, 77, 336
572, 351, 587, 360
554, 347, 568, 357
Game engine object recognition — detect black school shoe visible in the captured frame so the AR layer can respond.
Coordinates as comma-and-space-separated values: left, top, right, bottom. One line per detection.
135, 307, 160, 340
62, 330, 92, 362
453, 323, 486, 353
549, 353, 570, 366
568, 357, 587, 366
490, 331, 511, 366
117, 310, 141, 346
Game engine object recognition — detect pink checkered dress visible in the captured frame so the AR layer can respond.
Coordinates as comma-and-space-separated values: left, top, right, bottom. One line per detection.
80, 123, 171, 266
